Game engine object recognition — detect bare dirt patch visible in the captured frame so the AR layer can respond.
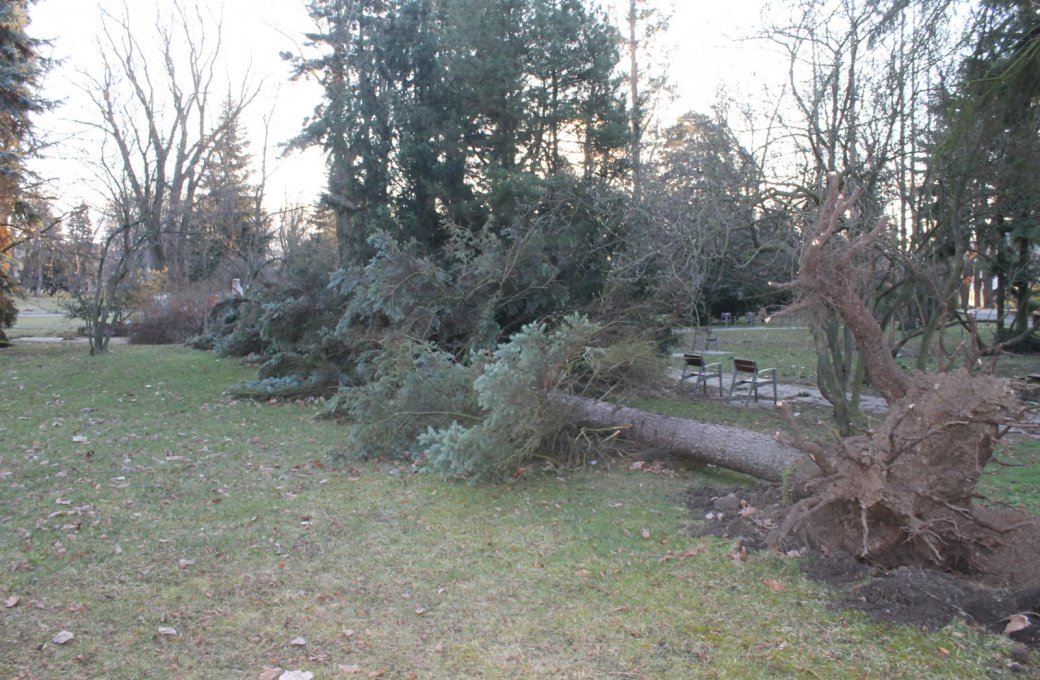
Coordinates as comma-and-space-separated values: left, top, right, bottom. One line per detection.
685, 484, 1040, 668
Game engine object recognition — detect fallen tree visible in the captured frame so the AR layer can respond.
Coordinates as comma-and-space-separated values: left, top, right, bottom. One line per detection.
556, 394, 801, 482
554, 175, 1040, 588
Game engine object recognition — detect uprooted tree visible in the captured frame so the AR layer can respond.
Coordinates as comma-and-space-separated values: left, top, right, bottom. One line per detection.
564, 173, 1039, 586
771, 173, 1039, 585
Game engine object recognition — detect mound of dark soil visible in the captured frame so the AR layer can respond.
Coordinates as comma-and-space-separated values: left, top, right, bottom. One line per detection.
685, 484, 1040, 664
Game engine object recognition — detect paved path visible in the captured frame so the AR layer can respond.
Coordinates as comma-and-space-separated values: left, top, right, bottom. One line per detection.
13, 335, 129, 344
670, 358, 888, 414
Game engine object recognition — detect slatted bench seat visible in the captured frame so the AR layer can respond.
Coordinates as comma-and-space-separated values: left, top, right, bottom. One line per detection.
728, 358, 777, 405
680, 353, 723, 397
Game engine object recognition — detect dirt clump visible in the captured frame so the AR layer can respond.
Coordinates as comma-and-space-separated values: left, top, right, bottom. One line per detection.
685, 484, 1040, 660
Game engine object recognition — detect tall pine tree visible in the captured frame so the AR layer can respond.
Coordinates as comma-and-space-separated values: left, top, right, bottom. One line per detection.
0, 0, 48, 345
929, 1, 1040, 342
191, 100, 267, 282
291, 0, 629, 266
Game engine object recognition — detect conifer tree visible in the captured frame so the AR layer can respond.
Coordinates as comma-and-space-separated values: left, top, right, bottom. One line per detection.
292, 0, 629, 266
0, 0, 48, 345
191, 100, 266, 282
291, 0, 398, 265
932, 1, 1040, 342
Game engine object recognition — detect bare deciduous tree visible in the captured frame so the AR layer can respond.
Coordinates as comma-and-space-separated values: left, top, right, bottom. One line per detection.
609, 110, 796, 322
763, 0, 966, 432
78, 1, 257, 282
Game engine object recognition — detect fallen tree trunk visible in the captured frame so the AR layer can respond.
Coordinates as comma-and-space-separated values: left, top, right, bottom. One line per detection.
555, 394, 804, 482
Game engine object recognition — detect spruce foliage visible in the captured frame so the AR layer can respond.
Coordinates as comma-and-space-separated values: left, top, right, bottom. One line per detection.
329, 338, 479, 459
0, 0, 50, 343
419, 314, 599, 481
291, 0, 629, 264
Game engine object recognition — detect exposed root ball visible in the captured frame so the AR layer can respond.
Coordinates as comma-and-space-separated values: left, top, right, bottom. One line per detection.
778, 370, 1040, 585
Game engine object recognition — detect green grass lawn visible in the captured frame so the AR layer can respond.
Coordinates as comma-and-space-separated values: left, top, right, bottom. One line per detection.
13, 293, 69, 313
0, 343, 1028, 678
669, 324, 1040, 516
677, 320, 1040, 384
7, 294, 79, 339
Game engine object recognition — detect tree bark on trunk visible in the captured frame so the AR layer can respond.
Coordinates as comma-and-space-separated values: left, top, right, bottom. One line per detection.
555, 394, 803, 482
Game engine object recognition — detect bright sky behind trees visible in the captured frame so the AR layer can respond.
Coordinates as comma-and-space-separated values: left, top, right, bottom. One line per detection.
27, 0, 782, 214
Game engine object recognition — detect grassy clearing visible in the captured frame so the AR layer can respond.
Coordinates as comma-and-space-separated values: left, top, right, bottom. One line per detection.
677, 321, 1040, 385
980, 436, 1040, 516
13, 294, 68, 314
8, 295, 79, 339
0, 343, 1026, 678
675, 325, 819, 386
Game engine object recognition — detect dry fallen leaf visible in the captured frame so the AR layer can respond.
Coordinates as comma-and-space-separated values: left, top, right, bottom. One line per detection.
414, 606, 427, 615
4, 595, 19, 608
405, 673, 418, 680
290, 636, 307, 647
279, 671, 313, 680
338, 664, 362, 674
258, 668, 282, 680
52, 630, 75, 645
1004, 613, 1032, 636
158, 626, 177, 636
728, 544, 747, 563
762, 579, 785, 593
339, 629, 355, 638
641, 527, 651, 539
177, 558, 195, 569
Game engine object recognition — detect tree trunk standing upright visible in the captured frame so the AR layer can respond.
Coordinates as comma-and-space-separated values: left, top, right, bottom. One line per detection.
772, 174, 1037, 581
0, 0, 50, 345
627, 0, 641, 201
620, 0, 671, 202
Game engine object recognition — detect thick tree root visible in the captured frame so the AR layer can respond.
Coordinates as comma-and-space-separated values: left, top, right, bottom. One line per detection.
774, 370, 1040, 585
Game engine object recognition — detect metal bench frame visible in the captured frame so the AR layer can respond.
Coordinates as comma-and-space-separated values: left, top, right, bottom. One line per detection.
728, 358, 777, 405
680, 353, 723, 397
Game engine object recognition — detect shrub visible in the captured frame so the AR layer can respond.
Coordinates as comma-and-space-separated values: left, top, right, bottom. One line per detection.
577, 337, 667, 397
210, 298, 265, 355
128, 289, 210, 345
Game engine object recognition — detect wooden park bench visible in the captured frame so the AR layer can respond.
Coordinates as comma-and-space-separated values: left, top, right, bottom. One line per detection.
728, 358, 777, 405
680, 353, 723, 397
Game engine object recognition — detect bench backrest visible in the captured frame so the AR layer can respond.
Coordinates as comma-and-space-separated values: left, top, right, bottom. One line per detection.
733, 358, 758, 374
683, 353, 705, 368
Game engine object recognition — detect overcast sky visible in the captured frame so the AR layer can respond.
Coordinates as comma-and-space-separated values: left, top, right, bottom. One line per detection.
27, 0, 783, 216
